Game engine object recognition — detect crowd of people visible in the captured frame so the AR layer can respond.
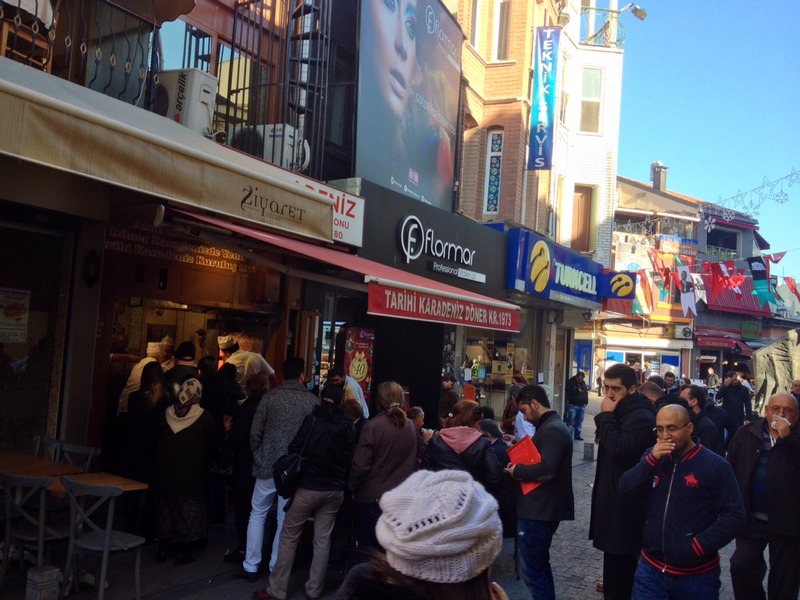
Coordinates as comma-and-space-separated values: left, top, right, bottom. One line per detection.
109, 338, 798, 600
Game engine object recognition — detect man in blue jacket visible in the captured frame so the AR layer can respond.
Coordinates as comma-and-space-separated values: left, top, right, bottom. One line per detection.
620, 404, 745, 599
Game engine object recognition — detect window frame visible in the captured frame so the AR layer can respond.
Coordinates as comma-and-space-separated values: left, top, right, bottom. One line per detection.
579, 66, 602, 133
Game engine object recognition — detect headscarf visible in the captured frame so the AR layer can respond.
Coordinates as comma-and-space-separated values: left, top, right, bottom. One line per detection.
167, 378, 204, 433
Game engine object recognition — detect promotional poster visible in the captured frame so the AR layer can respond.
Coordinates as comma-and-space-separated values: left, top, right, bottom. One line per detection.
356, 0, 463, 211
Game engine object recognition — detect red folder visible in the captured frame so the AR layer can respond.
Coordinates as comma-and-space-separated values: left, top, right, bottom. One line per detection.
507, 435, 542, 495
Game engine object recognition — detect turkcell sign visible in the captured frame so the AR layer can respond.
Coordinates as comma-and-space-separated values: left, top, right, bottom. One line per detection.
506, 228, 601, 303
528, 27, 560, 170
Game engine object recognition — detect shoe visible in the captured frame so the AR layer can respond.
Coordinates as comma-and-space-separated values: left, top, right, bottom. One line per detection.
252, 590, 277, 600
596, 582, 604, 592
233, 568, 259, 583
224, 548, 246, 564
575, 437, 584, 441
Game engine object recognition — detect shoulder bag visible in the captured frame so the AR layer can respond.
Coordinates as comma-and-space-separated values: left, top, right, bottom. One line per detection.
273, 416, 315, 499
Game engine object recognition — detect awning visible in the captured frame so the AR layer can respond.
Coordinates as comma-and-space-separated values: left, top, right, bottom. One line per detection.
0, 58, 335, 241
694, 335, 752, 356
172, 210, 521, 332
702, 275, 771, 317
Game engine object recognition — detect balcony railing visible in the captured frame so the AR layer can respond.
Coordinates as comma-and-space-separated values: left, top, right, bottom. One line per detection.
705, 245, 739, 260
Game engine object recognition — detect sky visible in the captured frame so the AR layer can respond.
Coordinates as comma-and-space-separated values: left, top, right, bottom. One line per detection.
616, 1, 800, 279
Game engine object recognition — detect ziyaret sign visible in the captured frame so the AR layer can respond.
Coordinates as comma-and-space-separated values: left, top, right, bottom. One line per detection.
367, 283, 520, 333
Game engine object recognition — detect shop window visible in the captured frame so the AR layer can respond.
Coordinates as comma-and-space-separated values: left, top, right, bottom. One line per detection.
580, 67, 602, 133
483, 130, 503, 214
494, 0, 511, 61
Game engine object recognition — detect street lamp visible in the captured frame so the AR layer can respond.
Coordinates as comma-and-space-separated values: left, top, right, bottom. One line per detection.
620, 3, 648, 21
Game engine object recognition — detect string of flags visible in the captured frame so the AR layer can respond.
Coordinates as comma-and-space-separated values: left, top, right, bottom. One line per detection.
627, 245, 795, 319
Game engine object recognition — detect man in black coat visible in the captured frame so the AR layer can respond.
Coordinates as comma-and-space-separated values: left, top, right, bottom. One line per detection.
680, 384, 725, 456
727, 393, 800, 600
590, 363, 657, 600
564, 371, 589, 440
507, 385, 574, 600
716, 372, 753, 430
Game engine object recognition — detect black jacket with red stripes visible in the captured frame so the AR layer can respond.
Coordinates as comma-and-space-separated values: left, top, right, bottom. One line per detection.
619, 444, 745, 575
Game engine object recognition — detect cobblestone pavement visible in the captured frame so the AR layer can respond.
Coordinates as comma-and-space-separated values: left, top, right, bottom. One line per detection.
2, 393, 739, 599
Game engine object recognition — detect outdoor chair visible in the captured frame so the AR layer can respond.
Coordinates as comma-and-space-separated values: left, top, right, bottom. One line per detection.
58, 476, 145, 600
59, 443, 101, 473
0, 471, 69, 590
33, 435, 63, 461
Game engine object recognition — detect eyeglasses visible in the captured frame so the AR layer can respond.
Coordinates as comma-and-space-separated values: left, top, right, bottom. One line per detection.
767, 406, 797, 416
653, 423, 690, 436
602, 384, 626, 393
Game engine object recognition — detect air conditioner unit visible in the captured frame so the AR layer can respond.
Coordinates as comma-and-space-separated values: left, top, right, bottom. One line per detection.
674, 326, 693, 340
227, 124, 310, 172
153, 69, 218, 137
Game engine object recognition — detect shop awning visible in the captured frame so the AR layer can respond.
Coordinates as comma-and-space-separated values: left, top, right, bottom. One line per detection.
0, 58, 335, 241
694, 335, 752, 356
172, 209, 521, 332
702, 275, 771, 317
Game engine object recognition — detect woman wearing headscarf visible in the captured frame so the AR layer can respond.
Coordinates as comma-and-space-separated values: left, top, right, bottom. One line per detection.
254, 384, 355, 600
348, 381, 420, 562
152, 378, 218, 565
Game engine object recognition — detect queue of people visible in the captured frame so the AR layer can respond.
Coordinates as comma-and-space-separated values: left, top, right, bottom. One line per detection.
111, 341, 798, 600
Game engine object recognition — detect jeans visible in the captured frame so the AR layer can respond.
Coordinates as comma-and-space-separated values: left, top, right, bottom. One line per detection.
632, 557, 721, 599
518, 519, 559, 600
267, 488, 344, 599
566, 405, 586, 439
242, 477, 288, 573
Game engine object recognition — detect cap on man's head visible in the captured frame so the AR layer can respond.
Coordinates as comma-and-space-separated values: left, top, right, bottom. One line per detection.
175, 341, 195, 361
217, 335, 237, 350
160, 335, 174, 347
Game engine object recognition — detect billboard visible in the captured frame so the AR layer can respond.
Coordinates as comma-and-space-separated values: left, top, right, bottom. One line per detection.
356, 0, 463, 211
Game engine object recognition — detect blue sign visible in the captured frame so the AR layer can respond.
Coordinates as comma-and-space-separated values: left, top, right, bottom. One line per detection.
506, 229, 635, 303
528, 28, 560, 170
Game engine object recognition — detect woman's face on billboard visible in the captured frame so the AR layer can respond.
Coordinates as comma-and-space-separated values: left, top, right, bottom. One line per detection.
368, 0, 418, 120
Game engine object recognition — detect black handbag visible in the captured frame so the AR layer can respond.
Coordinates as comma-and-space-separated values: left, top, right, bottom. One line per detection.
273, 417, 314, 499
209, 435, 235, 477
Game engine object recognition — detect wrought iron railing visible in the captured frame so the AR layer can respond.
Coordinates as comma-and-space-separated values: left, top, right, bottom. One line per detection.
580, 7, 627, 47
704, 245, 739, 260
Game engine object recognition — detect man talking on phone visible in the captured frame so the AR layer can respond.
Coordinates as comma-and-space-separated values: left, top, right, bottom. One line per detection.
727, 393, 800, 600
589, 364, 656, 599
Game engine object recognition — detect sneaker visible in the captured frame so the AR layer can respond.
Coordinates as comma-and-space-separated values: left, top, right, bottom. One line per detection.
575, 437, 584, 441
233, 568, 259, 583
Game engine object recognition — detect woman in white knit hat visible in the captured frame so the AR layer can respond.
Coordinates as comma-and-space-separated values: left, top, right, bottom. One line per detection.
337, 469, 509, 600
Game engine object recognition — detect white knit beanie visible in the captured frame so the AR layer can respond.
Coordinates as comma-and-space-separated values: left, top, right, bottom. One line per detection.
376, 469, 502, 584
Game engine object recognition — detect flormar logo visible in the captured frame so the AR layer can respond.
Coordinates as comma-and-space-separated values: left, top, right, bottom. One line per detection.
425, 5, 458, 57
398, 215, 475, 266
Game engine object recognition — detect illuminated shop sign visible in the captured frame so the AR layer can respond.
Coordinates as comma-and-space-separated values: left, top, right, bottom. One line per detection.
506, 229, 635, 303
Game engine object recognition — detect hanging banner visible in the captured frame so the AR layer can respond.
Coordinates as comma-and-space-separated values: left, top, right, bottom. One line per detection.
677, 266, 697, 316
784, 277, 800, 304
691, 273, 707, 304
747, 256, 773, 306
527, 27, 560, 170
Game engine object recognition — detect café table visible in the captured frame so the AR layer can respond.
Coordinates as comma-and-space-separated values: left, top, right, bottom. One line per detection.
47, 472, 149, 498
0, 450, 85, 477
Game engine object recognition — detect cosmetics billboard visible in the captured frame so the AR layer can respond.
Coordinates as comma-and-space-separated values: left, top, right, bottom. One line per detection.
356, 0, 463, 211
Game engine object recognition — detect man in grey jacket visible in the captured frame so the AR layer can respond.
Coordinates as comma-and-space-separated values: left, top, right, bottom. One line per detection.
507, 385, 574, 600
235, 357, 317, 582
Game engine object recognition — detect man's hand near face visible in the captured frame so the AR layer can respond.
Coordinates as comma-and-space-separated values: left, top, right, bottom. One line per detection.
601, 396, 617, 413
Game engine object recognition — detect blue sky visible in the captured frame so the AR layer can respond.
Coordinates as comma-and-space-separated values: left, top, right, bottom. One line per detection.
617, 1, 800, 278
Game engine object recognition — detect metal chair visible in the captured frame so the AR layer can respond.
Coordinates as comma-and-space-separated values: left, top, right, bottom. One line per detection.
0, 471, 69, 590
33, 435, 63, 461
58, 476, 145, 600
59, 443, 100, 473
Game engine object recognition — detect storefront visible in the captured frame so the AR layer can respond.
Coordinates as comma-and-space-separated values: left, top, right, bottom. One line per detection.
506, 227, 636, 412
